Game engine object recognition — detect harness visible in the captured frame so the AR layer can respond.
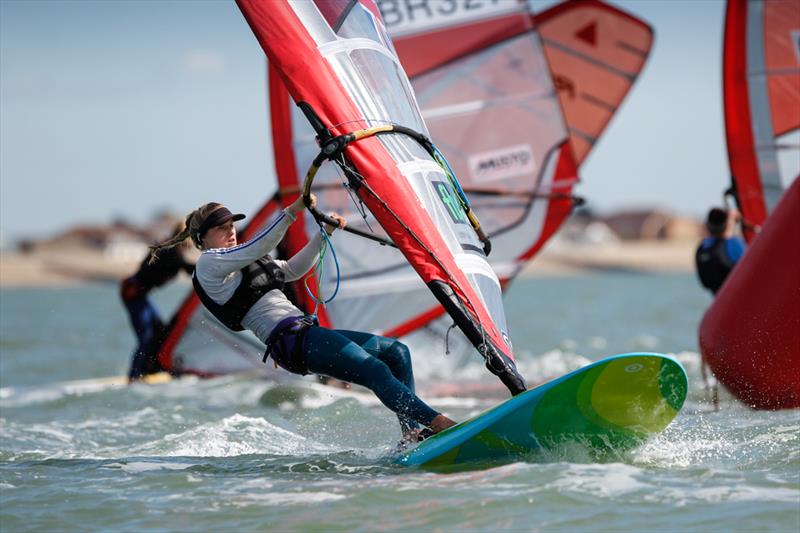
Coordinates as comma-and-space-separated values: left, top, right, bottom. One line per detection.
696, 238, 735, 294
262, 315, 319, 375
192, 256, 285, 331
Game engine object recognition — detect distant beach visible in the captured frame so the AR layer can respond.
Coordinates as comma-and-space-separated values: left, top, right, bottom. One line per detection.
0, 239, 696, 288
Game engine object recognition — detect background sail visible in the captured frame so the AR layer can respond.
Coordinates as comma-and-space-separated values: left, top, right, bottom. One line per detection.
723, 0, 800, 241
534, 0, 654, 166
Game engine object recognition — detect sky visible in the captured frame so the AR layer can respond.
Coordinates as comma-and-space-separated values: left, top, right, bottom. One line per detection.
0, 0, 730, 243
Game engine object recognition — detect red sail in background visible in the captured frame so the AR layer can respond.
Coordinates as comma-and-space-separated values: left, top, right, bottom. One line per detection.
723, 0, 800, 241
534, 0, 654, 166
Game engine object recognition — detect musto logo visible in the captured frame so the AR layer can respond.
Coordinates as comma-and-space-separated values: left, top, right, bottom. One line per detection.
468, 144, 535, 183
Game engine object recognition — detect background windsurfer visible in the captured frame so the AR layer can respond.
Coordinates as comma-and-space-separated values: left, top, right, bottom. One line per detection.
695, 207, 746, 295
120, 222, 194, 382
148, 197, 456, 443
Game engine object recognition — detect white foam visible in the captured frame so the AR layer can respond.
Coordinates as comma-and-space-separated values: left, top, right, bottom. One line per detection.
106, 461, 193, 473
228, 491, 347, 507
645, 485, 800, 506
133, 413, 336, 457
551, 463, 649, 497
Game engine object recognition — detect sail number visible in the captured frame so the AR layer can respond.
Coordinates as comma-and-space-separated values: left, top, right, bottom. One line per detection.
433, 181, 468, 225
378, 0, 507, 31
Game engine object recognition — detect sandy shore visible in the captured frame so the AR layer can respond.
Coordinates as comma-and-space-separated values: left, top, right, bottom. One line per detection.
0, 250, 138, 288
521, 239, 696, 277
0, 239, 696, 288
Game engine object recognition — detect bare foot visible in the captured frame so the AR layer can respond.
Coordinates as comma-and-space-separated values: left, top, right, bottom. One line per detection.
429, 414, 457, 433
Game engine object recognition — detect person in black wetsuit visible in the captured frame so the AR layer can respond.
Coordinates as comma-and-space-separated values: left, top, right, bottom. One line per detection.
695, 207, 746, 295
120, 223, 194, 381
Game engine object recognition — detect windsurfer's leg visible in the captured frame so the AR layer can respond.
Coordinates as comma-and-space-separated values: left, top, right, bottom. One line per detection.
327, 330, 418, 431
303, 327, 440, 431
328, 331, 416, 390
126, 298, 160, 380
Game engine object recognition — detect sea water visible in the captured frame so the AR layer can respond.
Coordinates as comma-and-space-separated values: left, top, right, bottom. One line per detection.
1, 273, 798, 531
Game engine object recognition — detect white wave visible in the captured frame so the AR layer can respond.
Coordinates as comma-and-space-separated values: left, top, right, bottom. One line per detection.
228, 491, 347, 508
550, 463, 649, 497
133, 413, 336, 458
105, 461, 193, 473
651, 485, 800, 505
516, 349, 591, 384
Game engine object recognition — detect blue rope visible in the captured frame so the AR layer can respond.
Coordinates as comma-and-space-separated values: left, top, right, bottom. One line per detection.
304, 226, 340, 316
432, 144, 471, 210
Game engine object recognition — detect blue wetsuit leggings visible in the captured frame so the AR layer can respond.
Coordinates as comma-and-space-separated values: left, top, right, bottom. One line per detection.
123, 295, 163, 380
303, 327, 439, 433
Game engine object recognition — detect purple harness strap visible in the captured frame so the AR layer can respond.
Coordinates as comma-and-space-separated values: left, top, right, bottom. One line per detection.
263, 315, 318, 375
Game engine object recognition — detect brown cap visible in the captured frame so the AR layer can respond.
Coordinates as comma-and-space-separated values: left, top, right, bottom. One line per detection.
197, 206, 245, 243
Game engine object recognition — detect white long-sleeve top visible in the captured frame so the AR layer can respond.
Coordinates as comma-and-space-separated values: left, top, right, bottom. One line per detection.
194, 209, 323, 343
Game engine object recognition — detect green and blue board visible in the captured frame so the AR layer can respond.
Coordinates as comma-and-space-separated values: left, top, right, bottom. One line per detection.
397, 353, 687, 468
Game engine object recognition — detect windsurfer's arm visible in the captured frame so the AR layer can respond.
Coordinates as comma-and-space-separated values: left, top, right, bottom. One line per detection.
276, 212, 345, 281
277, 232, 324, 282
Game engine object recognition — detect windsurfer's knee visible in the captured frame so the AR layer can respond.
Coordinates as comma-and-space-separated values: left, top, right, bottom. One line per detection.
358, 357, 395, 389
385, 341, 412, 368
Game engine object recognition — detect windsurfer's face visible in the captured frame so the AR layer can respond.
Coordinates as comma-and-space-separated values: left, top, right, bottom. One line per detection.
204, 221, 237, 249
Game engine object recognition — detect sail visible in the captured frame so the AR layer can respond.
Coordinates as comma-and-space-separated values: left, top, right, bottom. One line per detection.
534, 0, 654, 166
723, 0, 800, 241
237, 0, 526, 393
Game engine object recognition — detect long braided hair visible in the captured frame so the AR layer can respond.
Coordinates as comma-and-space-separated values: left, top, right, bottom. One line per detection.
147, 202, 225, 263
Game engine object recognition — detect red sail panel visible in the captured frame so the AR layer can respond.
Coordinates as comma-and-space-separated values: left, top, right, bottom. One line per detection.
534, 0, 654, 165
699, 178, 800, 410
265, 2, 577, 350
723, 0, 800, 241
390, 13, 530, 77
724, 0, 767, 240
764, 1, 800, 137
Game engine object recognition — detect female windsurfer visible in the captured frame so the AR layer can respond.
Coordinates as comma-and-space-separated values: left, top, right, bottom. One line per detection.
148, 197, 456, 443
